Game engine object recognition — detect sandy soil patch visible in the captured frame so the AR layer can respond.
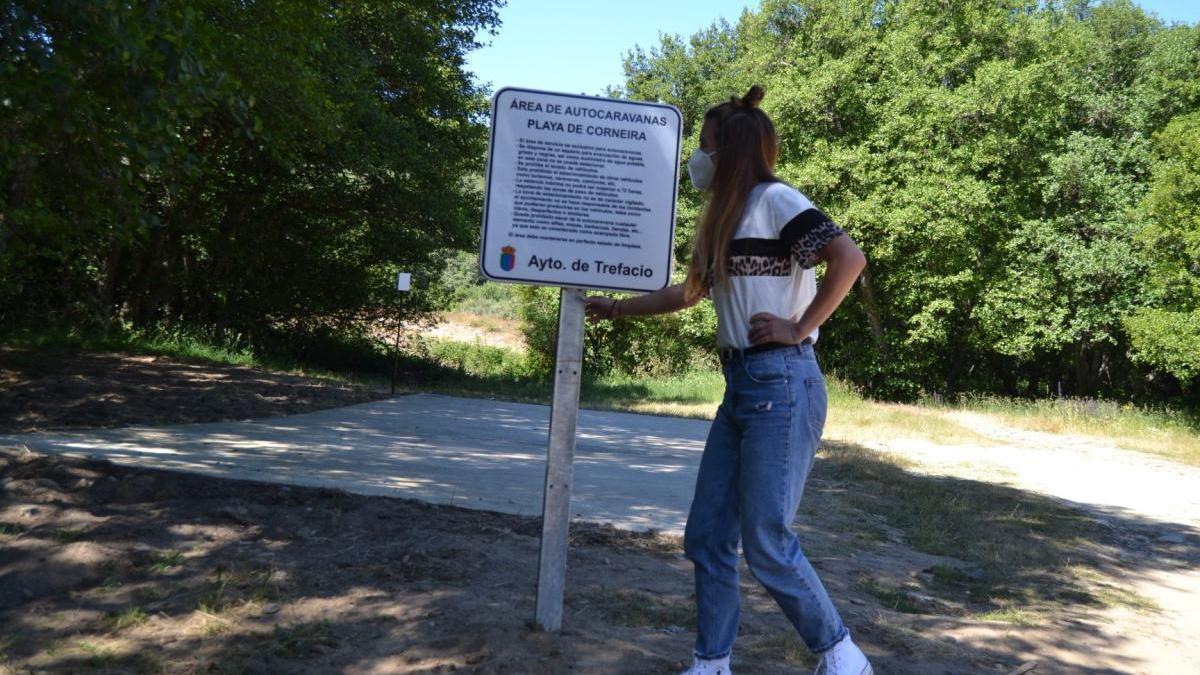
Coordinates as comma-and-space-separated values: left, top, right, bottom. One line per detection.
416, 313, 526, 352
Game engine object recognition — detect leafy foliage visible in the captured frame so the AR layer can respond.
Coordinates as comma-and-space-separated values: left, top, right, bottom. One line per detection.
1125, 111, 1200, 381
609, 0, 1200, 400
0, 0, 499, 344
3, 0, 1197, 404
519, 284, 718, 378
439, 249, 521, 318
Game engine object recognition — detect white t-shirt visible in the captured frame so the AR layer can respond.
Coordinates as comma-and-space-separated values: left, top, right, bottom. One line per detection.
708, 181, 845, 349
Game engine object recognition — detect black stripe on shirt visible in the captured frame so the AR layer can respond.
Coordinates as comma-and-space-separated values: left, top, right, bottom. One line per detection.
729, 237, 789, 258
785, 208, 846, 269
779, 208, 834, 245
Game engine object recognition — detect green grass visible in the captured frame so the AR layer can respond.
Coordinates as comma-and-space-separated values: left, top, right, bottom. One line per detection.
77, 640, 117, 668
203, 618, 232, 638
69, 640, 165, 673
149, 549, 184, 572
448, 281, 522, 319
104, 606, 149, 633
52, 527, 87, 543
1092, 584, 1162, 612
193, 621, 338, 673
927, 564, 973, 585
442, 311, 520, 336
821, 442, 1092, 567
417, 337, 535, 380
1061, 565, 1162, 612
857, 576, 930, 614
95, 575, 123, 595
824, 380, 996, 447
583, 369, 724, 417
197, 565, 280, 615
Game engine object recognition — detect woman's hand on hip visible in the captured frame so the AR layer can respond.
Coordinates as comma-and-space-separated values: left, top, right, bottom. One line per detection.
748, 312, 803, 345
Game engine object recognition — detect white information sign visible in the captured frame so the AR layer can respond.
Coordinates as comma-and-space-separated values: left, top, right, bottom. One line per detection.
480, 87, 682, 293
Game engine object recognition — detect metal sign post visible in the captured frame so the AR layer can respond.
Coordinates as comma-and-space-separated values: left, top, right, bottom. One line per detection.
477, 87, 681, 632
534, 287, 585, 631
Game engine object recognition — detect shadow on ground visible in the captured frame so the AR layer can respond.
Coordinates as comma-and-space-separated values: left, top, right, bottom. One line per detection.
0, 347, 383, 434
1, 442, 1195, 674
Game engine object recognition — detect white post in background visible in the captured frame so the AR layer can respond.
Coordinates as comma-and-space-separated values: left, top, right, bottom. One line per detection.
390, 272, 412, 396
535, 287, 586, 631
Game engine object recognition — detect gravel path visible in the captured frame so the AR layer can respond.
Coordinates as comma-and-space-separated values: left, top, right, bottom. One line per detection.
864, 410, 1200, 528
858, 411, 1200, 674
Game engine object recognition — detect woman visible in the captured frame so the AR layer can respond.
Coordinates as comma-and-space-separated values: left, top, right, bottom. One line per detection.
584, 86, 872, 675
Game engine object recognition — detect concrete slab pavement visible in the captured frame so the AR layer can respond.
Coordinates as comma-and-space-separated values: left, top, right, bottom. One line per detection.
3, 394, 713, 534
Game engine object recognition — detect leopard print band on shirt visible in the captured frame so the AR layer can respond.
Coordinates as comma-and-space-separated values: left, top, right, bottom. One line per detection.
723, 208, 845, 279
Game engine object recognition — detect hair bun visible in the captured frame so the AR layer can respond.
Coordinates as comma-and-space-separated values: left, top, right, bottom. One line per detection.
741, 85, 765, 109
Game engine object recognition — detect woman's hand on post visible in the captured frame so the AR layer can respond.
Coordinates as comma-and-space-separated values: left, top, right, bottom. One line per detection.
747, 312, 805, 345
584, 295, 621, 322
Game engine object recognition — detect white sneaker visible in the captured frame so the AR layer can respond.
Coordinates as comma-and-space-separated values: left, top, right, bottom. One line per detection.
813, 635, 873, 675
679, 655, 732, 675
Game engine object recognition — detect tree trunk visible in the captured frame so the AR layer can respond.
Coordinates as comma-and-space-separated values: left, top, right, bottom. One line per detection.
135, 227, 171, 326
857, 265, 888, 356
98, 229, 123, 326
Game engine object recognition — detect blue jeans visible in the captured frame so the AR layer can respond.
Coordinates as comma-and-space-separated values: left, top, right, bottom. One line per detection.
684, 342, 847, 659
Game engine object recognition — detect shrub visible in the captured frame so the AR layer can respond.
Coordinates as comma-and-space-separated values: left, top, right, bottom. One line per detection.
438, 250, 521, 319
519, 285, 718, 378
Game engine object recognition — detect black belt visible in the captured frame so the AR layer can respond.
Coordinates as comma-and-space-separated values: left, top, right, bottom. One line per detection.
718, 338, 812, 363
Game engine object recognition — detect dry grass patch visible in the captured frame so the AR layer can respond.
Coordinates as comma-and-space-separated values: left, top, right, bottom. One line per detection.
950, 396, 1200, 467
103, 606, 150, 634
741, 632, 816, 668
572, 588, 695, 630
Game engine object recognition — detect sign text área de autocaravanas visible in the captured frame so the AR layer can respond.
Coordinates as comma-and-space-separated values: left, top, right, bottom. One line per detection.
480, 88, 682, 293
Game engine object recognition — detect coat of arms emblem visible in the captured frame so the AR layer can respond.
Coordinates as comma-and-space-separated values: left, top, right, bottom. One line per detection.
499, 245, 516, 272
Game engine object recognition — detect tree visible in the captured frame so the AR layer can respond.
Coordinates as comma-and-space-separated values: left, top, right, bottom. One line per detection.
1125, 111, 1200, 385
611, 0, 1200, 401
0, 0, 500, 345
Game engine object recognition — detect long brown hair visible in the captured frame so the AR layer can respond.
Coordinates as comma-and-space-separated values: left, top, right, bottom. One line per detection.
683, 85, 780, 302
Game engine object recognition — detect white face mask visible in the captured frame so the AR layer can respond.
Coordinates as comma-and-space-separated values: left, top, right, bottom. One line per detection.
687, 148, 716, 191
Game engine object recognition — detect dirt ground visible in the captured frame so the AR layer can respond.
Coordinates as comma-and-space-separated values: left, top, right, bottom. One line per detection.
2, 349, 1196, 674
0, 446, 1035, 675
0, 347, 385, 434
